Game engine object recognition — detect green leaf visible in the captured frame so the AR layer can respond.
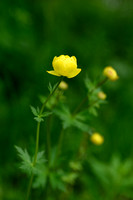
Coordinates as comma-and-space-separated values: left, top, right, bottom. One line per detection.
73, 112, 90, 132
88, 155, 133, 194
30, 105, 39, 116
62, 172, 79, 185
49, 146, 58, 167
34, 116, 44, 122
73, 117, 90, 132
49, 170, 66, 192
15, 146, 33, 175
41, 111, 52, 118
31, 108, 52, 122
33, 166, 48, 188
30, 106, 46, 122
84, 76, 96, 92
15, 146, 31, 162
15, 146, 46, 176
89, 107, 98, 116
54, 106, 90, 132
52, 82, 58, 91
54, 106, 72, 129
69, 161, 82, 171
33, 151, 46, 175
36, 151, 46, 165
48, 82, 53, 93
48, 82, 58, 94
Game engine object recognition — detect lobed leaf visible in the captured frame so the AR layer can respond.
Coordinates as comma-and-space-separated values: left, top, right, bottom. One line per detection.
30, 105, 39, 116
41, 111, 52, 118
34, 116, 44, 122
15, 146, 33, 175
15, 146, 46, 176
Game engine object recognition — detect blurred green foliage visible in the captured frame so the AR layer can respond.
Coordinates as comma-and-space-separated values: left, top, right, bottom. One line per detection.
0, 0, 133, 199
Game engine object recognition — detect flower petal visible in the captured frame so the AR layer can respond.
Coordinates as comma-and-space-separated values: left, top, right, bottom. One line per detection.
53, 60, 66, 76
47, 70, 61, 76
67, 68, 81, 78
71, 56, 77, 63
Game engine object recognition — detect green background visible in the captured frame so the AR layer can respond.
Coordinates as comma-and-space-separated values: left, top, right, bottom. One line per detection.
0, 0, 133, 199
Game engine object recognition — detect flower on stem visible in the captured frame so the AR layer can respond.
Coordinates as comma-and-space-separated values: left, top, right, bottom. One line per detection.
59, 81, 68, 90
103, 66, 119, 81
47, 55, 81, 78
97, 91, 107, 100
90, 133, 104, 145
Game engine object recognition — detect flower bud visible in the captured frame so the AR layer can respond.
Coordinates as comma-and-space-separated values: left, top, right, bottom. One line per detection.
90, 133, 104, 145
59, 81, 68, 90
97, 91, 107, 100
47, 55, 81, 78
103, 66, 119, 81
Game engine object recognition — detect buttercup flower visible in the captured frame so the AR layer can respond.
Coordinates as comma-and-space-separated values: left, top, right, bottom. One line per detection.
59, 81, 68, 90
103, 66, 119, 81
47, 55, 81, 78
90, 133, 104, 145
98, 91, 107, 100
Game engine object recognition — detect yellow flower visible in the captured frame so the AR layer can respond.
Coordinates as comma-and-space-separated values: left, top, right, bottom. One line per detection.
90, 133, 104, 145
97, 91, 107, 100
59, 81, 68, 90
47, 55, 81, 78
103, 66, 119, 81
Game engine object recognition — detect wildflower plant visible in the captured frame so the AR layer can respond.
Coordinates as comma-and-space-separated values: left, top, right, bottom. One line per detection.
15, 55, 119, 200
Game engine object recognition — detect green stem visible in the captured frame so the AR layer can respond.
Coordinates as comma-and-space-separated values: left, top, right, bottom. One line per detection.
26, 174, 34, 200
46, 115, 52, 162
81, 99, 99, 113
72, 96, 88, 115
33, 122, 40, 165
56, 128, 64, 160
96, 77, 108, 88
25, 123, 40, 200
73, 77, 108, 115
40, 77, 63, 115
46, 89, 63, 164
25, 77, 63, 200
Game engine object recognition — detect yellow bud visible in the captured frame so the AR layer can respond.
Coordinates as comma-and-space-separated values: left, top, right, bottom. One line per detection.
103, 66, 119, 81
90, 133, 104, 145
47, 55, 81, 78
59, 81, 68, 90
97, 91, 107, 100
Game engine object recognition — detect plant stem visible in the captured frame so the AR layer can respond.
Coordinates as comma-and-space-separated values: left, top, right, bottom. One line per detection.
96, 77, 108, 88
33, 122, 40, 165
73, 77, 108, 115
81, 99, 99, 113
72, 96, 88, 115
26, 174, 34, 200
26, 123, 40, 200
40, 77, 63, 115
56, 128, 64, 160
46, 115, 52, 162
25, 77, 63, 200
